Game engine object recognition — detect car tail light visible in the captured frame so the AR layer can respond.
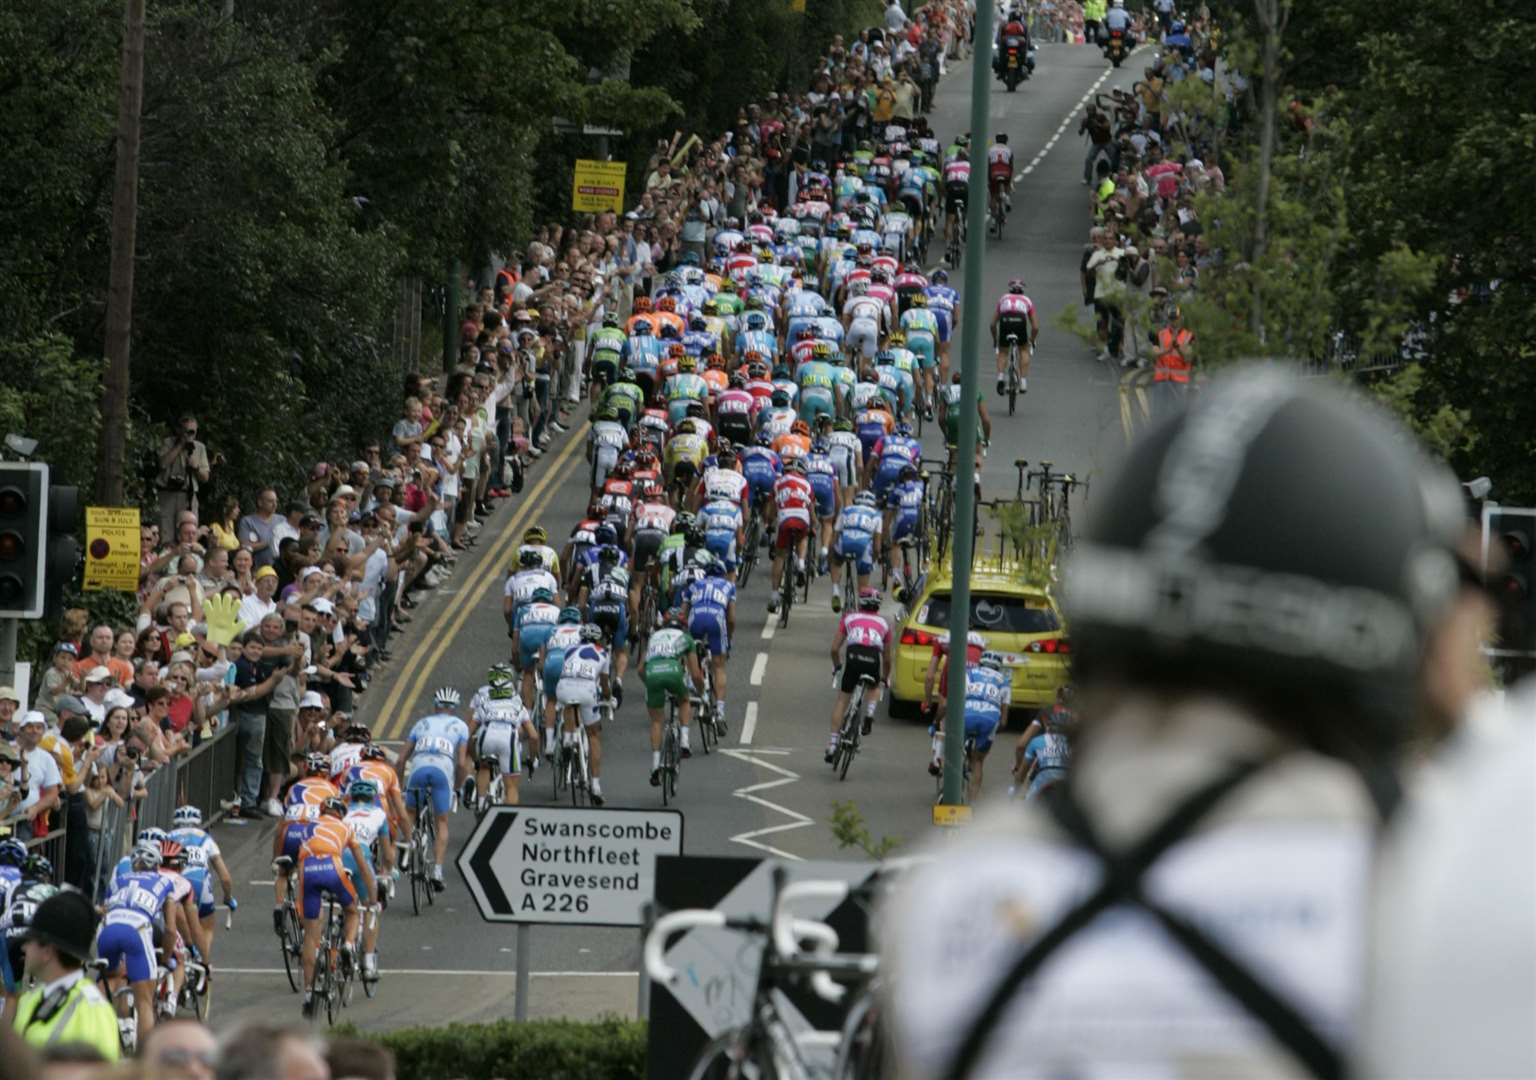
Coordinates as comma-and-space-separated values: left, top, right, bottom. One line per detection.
900, 628, 935, 647
1028, 638, 1071, 654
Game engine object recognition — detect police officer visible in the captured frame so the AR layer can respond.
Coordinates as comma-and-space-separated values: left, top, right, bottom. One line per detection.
880, 367, 1483, 1079
13, 890, 119, 1060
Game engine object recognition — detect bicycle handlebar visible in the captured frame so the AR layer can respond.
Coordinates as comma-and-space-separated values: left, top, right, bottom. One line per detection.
645, 909, 727, 984
772, 880, 851, 960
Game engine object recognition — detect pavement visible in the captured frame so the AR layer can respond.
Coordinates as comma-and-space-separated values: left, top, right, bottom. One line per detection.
201, 42, 1147, 1033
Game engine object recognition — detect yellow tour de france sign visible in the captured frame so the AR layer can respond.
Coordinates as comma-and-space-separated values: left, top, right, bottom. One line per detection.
571, 159, 627, 214
83, 506, 141, 592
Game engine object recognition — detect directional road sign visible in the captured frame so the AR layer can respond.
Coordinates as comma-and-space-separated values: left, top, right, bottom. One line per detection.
457, 805, 683, 927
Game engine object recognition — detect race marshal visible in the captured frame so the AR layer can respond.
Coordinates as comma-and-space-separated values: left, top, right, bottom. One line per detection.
572, 159, 627, 214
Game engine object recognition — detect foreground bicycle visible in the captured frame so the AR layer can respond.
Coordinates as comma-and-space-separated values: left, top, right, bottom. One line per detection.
830, 673, 879, 781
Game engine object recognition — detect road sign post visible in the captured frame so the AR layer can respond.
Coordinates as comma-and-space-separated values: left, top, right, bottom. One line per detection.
457, 804, 683, 1020
943, 0, 997, 807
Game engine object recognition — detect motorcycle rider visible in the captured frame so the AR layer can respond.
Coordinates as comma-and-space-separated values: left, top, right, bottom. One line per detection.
1102, 0, 1135, 51
993, 7, 1034, 79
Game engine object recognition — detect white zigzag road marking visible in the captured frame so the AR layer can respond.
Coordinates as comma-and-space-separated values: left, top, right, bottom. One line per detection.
721, 748, 812, 861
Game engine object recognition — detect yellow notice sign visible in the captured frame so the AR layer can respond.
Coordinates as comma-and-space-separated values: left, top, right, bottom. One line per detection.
571, 159, 627, 214
932, 804, 973, 828
83, 506, 140, 592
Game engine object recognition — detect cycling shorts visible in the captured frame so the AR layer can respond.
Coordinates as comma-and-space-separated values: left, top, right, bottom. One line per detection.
832, 533, 876, 576
642, 658, 690, 710
590, 603, 629, 649
997, 316, 1031, 351
809, 478, 837, 519
719, 416, 754, 447
933, 308, 952, 343
474, 722, 521, 775
1027, 766, 1068, 800
744, 469, 777, 504
542, 652, 568, 699
703, 531, 738, 570
798, 387, 836, 426
688, 609, 730, 659
871, 462, 908, 498
847, 319, 880, 360
590, 352, 621, 386
944, 181, 969, 214
406, 762, 454, 817
518, 626, 555, 671
300, 854, 357, 921
279, 820, 315, 862
775, 515, 811, 551
839, 645, 883, 693
632, 528, 666, 574
97, 920, 157, 984
907, 333, 937, 367
891, 511, 920, 544
556, 678, 603, 727
964, 709, 1002, 754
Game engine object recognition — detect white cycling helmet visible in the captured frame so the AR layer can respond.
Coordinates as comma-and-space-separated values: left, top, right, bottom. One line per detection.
434, 687, 462, 709
172, 805, 202, 828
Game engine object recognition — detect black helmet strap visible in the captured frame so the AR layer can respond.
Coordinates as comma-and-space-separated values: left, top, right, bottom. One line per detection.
940, 754, 1347, 1080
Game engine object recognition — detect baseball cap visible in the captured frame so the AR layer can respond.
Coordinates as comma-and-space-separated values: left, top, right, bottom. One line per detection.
104, 688, 135, 711
299, 566, 323, 580
300, 691, 325, 710
52, 643, 78, 657
350, 460, 370, 473
55, 695, 87, 717
83, 666, 112, 685
308, 598, 336, 616
333, 485, 358, 499
19, 710, 46, 728
169, 651, 195, 666
174, 632, 197, 649
254, 566, 278, 581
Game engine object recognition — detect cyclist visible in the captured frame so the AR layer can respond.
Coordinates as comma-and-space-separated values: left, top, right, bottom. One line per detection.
922, 629, 987, 773
829, 491, 883, 612
622, 319, 662, 401
586, 564, 633, 700
518, 526, 561, 579
695, 443, 749, 513
715, 373, 758, 446
664, 354, 711, 427
601, 367, 645, 430
588, 408, 630, 489
991, 279, 1039, 396
925, 268, 960, 379
155, 840, 208, 1007
826, 586, 893, 762
682, 555, 736, 732
768, 458, 817, 615
557, 624, 612, 806
512, 587, 561, 712
297, 797, 375, 1020
664, 419, 709, 498
167, 805, 237, 958
630, 492, 676, 618
773, 418, 813, 465
938, 371, 993, 467
328, 722, 373, 786
739, 433, 782, 539
1013, 686, 1075, 800
588, 312, 626, 399
898, 297, 940, 414
342, 779, 393, 982
272, 754, 336, 929
822, 417, 863, 508
401, 688, 470, 893
472, 666, 533, 806
842, 280, 886, 361
960, 652, 1012, 801
699, 495, 745, 582
986, 133, 1014, 222
96, 843, 181, 1041
756, 389, 798, 442
503, 548, 561, 639
641, 609, 708, 786
803, 436, 842, 575
538, 608, 584, 763
883, 463, 927, 590
942, 146, 971, 257
1, 854, 59, 1022
795, 343, 841, 427
868, 421, 921, 502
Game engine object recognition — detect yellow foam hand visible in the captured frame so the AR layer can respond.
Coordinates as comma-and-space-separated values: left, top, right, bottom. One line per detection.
202, 592, 247, 647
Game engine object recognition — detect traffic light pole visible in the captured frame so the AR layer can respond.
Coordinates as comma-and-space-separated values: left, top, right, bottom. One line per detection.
942, 4, 996, 808
0, 618, 15, 690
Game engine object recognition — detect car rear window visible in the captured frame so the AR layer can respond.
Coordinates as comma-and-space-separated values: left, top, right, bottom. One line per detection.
920, 592, 1060, 635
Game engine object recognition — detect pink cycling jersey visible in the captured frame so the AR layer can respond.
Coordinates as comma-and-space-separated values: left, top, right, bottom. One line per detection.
996, 293, 1035, 318
840, 611, 891, 650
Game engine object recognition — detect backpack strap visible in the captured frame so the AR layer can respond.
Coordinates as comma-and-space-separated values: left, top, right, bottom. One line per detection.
940, 757, 1346, 1080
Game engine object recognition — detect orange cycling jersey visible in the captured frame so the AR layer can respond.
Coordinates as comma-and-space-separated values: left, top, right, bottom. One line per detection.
300, 817, 353, 860
702, 369, 728, 395
773, 432, 812, 460
285, 778, 339, 821
856, 409, 896, 435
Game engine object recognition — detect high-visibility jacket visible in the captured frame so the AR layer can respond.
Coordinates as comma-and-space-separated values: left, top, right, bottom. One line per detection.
1153, 326, 1194, 383
14, 971, 121, 1061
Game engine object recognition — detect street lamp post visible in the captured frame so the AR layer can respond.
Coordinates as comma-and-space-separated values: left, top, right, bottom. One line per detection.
942, 2, 996, 807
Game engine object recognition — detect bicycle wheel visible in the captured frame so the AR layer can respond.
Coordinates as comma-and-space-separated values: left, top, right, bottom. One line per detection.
112, 987, 139, 1056
363, 945, 380, 999
778, 565, 793, 629
1007, 349, 1019, 416
421, 807, 437, 907
281, 904, 303, 991
838, 693, 862, 782
833, 989, 889, 1080
739, 521, 758, 587
551, 733, 563, 800
660, 722, 676, 807
685, 1029, 758, 1080
697, 692, 716, 755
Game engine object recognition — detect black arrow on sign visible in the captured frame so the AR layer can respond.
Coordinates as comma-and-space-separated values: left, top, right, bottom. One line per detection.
469, 810, 517, 916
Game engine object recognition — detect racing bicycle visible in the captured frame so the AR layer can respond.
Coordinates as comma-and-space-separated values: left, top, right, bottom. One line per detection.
831, 673, 879, 782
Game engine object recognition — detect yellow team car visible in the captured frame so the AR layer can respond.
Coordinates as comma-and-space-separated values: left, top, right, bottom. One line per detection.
888, 558, 1070, 720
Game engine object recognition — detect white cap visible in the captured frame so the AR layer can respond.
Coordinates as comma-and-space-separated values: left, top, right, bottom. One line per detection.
299, 691, 326, 710
299, 566, 323, 580
104, 689, 135, 711
84, 666, 113, 684
19, 710, 46, 728
308, 598, 336, 615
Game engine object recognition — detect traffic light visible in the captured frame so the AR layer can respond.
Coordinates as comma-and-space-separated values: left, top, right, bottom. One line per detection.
44, 482, 80, 620
1483, 505, 1536, 658
0, 463, 48, 618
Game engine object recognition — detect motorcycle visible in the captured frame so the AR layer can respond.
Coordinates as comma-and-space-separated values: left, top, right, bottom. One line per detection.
1104, 28, 1127, 67
999, 36, 1026, 92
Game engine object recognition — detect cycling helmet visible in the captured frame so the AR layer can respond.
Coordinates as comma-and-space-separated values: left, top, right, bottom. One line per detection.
855, 491, 879, 508
673, 511, 697, 534
932, 268, 949, 284
138, 827, 167, 847
343, 723, 372, 744
579, 624, 605, 645
660, 324, 681, 341
706, 353, 727, 370
755, 429, 774, 447
349, 779, 379, 801
523, 525, 548, 546
487, 666, 515, 689
995, 132, 1009, 145
858, 586, 882, 611
689, 314, 708, 331
899, 463, 919, 481
686, 401, 707, 418
602, 312, 620, 328
1060, 366, 1468, 753
980, 651, 1006, 670
664, 607, 687, 628
834, 417, 855, 433
811, 437, 830, 454
888, 330, 907, 346
633, 297, 653, 313
172, 805, 203, 829
434, 686, 462, 709
677, 354, 698, 373
361, 744, 389, 762
784, 458, 807, 474
0, 839, 26, 868
320, 796, 347, 818
909, 292, 928, 308
558, 606, 583, 624
717, 444, 737, 463
130, 843, 162, 872
771, 389, 791, 408
159, 840, 186, 870
597, 545, 619, 565
729, 373, 747, 389
812, 341, 834, 359
611, 460, 633, 480
792, 420, 811, 437
630, 320, 652, 337
1008, 279, 1027, 294
22, 853, 52, 881
676, 419, 698, 436
305, 752, 330, 775
597, 406, 620, 423
719, 277, 738, 292
519, 548, 542, 569
594, 523, 619, 546
531, 586, 555, 604
895, 422, 913, 437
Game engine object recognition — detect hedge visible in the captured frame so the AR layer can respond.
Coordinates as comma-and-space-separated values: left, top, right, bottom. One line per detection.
361, 1017, 647, 1080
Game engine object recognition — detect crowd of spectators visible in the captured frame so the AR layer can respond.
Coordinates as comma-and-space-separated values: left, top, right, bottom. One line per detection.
1, 0, 980, 897
1075, 11, 1229, 398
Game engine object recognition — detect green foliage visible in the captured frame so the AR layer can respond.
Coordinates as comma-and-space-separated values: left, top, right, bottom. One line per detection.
0, 334, 103, 491
1367, 363, 1476, 464
18, 588, 141, 673
363, 1017, 646, 1080
829, 800, 901, 859
980, 503, 1060, 589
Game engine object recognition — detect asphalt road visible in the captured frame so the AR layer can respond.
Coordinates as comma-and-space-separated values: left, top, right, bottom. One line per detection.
202, 42, 1146, 1033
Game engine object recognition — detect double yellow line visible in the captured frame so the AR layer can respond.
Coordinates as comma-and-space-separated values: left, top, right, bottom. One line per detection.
376, 426, 590, 740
